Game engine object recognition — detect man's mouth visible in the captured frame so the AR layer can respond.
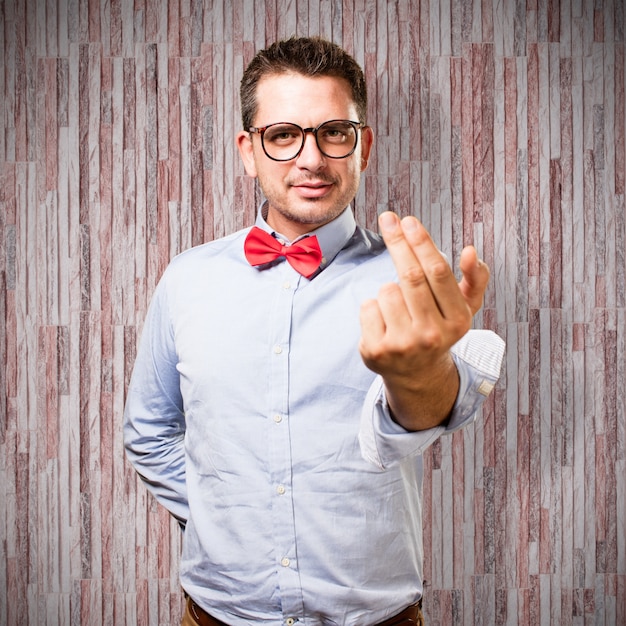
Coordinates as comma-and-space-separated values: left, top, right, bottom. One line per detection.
291, 180, 333, 198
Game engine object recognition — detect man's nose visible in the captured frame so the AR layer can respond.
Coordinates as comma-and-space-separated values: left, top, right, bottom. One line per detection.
295, 131, 326, 169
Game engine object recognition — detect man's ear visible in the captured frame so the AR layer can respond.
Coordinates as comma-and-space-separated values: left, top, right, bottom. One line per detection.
359, 126, 374, 171
236, 131, 258, 177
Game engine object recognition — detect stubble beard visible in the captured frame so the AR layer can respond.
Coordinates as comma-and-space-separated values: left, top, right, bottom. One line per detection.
259, 174, 361, 231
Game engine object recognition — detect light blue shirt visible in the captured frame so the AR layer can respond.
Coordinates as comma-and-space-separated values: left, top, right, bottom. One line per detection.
123, 206, 505, 625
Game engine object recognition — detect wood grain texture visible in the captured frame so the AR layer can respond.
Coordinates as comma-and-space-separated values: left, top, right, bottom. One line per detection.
1, 0, 624, 623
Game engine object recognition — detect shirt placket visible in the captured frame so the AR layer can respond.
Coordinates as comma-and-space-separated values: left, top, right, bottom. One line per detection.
267, 262, 305, 622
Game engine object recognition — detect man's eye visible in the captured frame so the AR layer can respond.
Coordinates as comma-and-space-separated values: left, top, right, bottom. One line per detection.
266, 127, 299, 143
321, 126, 350, 142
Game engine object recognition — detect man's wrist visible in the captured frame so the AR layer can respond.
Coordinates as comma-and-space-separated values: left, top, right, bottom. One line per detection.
383, 353, 460, 431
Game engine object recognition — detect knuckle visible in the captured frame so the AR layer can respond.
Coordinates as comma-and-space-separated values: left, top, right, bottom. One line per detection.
399, 265, 426, 286
359, 298, 378, 316
367, 345, 388, 361
384, 228, 406, 245
417, 327, 444, 351
378, 282, 402, 299
360, 343, 387, 367
450, 308, 472, 332
430, 259, 452, 282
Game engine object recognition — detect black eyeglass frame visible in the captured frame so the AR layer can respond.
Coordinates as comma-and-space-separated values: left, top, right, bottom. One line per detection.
247, 119, 366, 162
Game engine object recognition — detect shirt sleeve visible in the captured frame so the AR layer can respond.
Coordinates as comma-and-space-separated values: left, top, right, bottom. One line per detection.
123, 275, 189, 525
358, 329, 505, 470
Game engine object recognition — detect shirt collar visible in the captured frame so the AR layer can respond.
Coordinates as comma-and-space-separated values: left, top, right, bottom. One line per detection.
253, 202, 357, 273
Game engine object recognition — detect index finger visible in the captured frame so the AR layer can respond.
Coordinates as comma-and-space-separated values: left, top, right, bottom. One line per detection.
378, 211, 465, 319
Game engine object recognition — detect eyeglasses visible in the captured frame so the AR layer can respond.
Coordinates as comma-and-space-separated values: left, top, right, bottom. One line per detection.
248, 119, 365, 162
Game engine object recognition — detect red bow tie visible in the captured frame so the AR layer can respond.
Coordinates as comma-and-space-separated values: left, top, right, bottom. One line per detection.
244, 226, 323, 278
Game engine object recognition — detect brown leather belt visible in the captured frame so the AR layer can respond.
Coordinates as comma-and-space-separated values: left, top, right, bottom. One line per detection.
187, 595, 423, 626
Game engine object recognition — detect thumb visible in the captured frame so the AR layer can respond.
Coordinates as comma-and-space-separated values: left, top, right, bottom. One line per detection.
458, 246, 490, 315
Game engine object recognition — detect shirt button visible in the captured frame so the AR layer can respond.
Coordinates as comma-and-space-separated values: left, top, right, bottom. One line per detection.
276, 485, 286, 495
478, 379, 495, 396
286, 619, 296, 626
273, 414, 282, 424
281, 557, 290, 567
282, 281, 291, 290
273, 345, 282, 354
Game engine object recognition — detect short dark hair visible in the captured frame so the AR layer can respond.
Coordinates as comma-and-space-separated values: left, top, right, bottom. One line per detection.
240, 36, 368, 129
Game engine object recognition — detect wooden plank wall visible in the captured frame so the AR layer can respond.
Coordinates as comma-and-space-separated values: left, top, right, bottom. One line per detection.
1, 0, 624, 624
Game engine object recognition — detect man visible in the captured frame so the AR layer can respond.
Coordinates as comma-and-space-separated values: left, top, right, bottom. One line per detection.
124, 36, 504, 625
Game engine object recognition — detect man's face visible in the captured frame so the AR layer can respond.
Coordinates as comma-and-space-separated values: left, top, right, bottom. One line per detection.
237, 72, 374, 240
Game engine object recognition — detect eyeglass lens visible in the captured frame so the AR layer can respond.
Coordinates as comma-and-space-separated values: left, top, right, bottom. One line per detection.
262, 121, 358, 161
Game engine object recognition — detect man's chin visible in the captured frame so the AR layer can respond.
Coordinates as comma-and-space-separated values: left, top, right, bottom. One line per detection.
288, 203, 343, 225
267, 202, 344, 233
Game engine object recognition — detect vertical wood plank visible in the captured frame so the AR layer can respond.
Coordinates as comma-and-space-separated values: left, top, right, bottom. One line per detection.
0, 1, 625, 624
